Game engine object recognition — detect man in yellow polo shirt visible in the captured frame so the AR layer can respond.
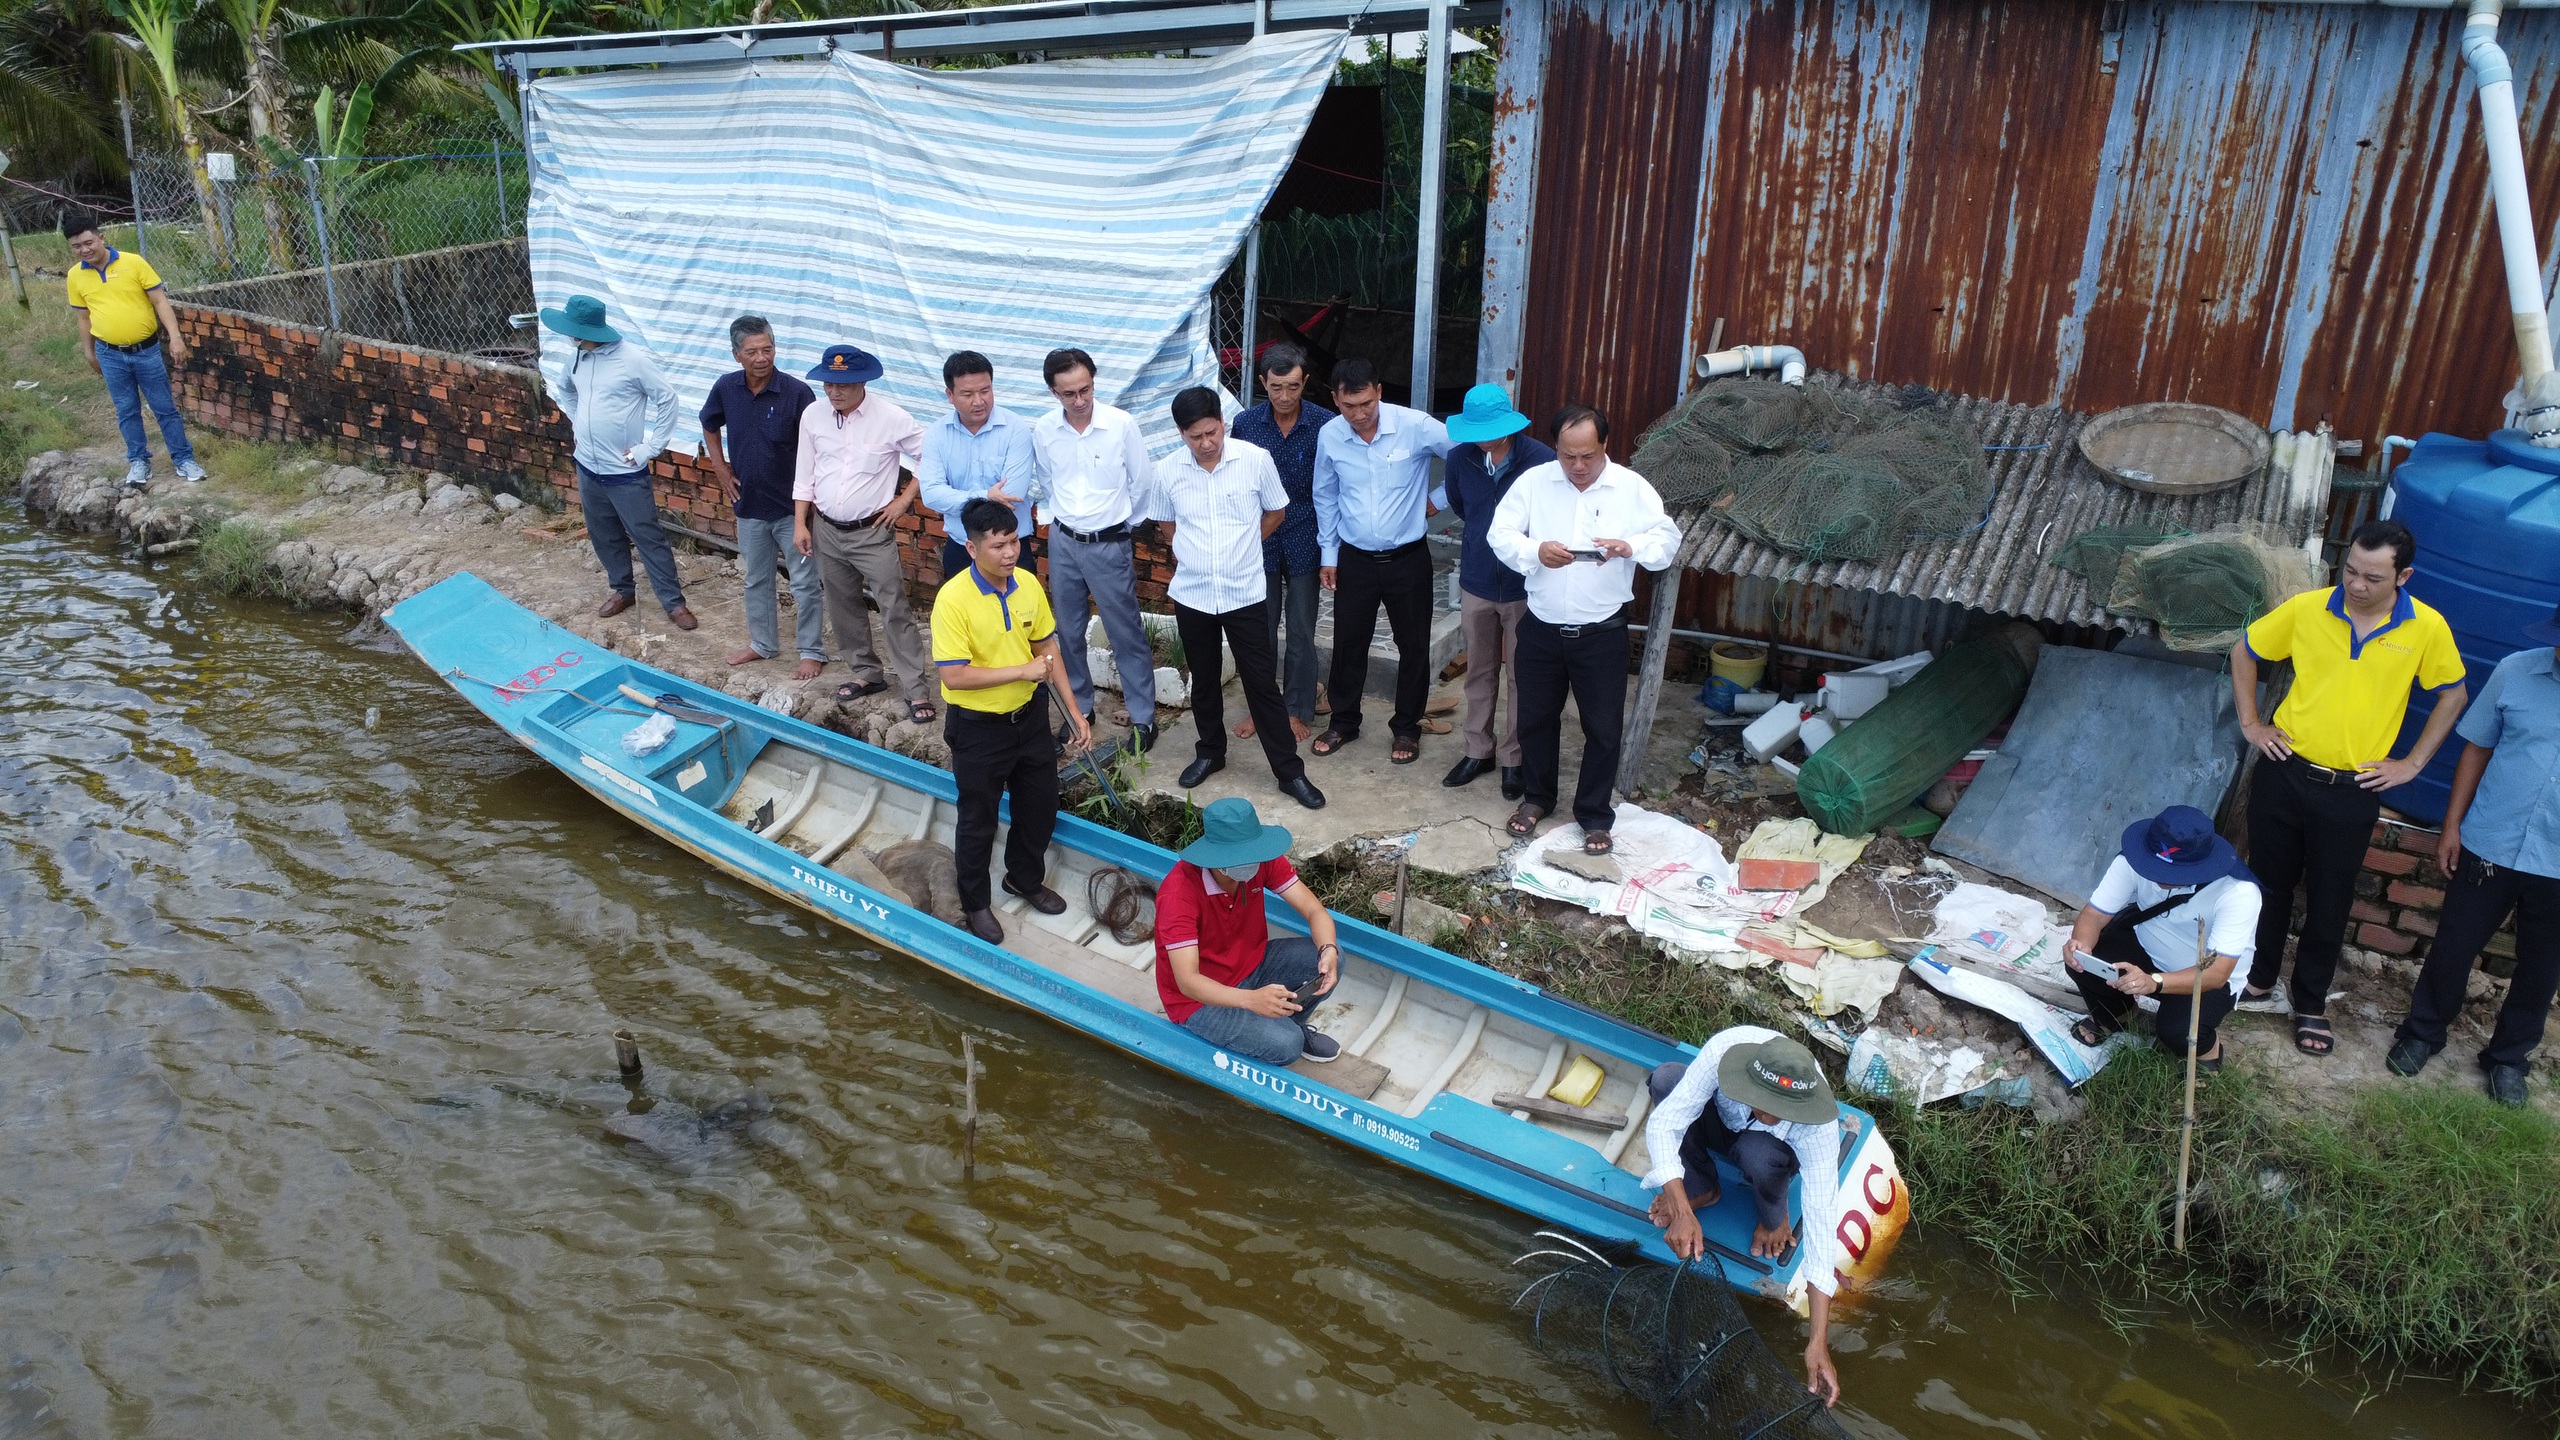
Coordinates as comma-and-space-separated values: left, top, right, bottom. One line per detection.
63, 212, 206, 489
2229, 519, 2467, 1056
932, 497, 1093, 944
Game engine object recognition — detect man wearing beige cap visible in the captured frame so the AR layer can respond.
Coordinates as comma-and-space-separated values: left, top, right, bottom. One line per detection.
1642, 1026, 1846, 1408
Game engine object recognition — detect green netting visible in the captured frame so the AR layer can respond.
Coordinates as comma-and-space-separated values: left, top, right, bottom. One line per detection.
2049, 523, 2184, 598
1632, 379, 1989, 565
2048, 522, 2325, 652
1797, 626, 2041, 837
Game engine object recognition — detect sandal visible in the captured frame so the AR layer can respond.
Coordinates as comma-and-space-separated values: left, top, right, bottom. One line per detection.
1582, 829, 1614, 856
1390, 736, 1422, 765
2293, 1016, 2334, 1057
907, 700, 938, 724
835, 679, 888, 704
1311, 727, 1355, 757
2070, 1016, 2117, 1049
1506, 803, 1548, 839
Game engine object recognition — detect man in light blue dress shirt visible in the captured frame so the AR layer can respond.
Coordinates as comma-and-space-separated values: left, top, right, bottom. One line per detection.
1311, 356, 1451, 766
918, 351, 1037, 582
2389, 603, 2560, 1106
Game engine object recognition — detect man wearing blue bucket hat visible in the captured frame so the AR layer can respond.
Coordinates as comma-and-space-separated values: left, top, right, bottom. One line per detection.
1440, 383, 1552, 800
2059, 805, 2263, 1070
540, 293, 692, 629
794, 342, 937, 720
1152, 797, 1345, 1065
2389, 603, 2560, 1106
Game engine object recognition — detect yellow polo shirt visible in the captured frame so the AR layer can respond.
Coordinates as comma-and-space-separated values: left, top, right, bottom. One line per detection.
65, 248, 166, 346
931, 564, 1055, 713
2244, 586, 2465, 769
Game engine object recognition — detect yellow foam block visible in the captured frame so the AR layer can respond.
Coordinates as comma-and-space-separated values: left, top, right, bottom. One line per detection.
1548, 1055, 1605, 1109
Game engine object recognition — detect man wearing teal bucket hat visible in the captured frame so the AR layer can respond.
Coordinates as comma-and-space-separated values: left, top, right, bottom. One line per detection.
1440, 382, 1553, 800
539, 293, 692, 630
1152, 798, 1345, 1064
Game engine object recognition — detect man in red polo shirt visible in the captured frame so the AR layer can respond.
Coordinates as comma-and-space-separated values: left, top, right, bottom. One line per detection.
1155, 798, 1346, 1064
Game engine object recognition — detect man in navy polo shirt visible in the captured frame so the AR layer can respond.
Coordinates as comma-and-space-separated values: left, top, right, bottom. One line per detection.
1227, 343, 1335, 742
1439, 383, 1551, 801
700, 315, 823, 679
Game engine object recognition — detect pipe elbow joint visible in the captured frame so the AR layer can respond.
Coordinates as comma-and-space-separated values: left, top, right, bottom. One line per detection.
1696, 343, 1808, 387
2463, 29, 2515, 88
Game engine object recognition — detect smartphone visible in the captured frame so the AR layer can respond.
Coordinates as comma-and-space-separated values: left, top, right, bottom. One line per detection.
1567, 548, 1606, 563
2070, 948, 2120, 979
1291, 975, 1326, 1010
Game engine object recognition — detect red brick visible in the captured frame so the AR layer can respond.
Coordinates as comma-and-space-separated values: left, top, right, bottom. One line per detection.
2363, 847, 2419, 876
2358, 923, 2417, 955
2349, 899, 2394, 925
2387, 881, 2445, 910
2400, 911, 2439, 939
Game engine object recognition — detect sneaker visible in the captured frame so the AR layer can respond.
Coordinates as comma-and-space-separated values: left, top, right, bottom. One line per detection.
123, 461, 150, 489
1298, 1029, 1341, 1063
173, 459, 208, 483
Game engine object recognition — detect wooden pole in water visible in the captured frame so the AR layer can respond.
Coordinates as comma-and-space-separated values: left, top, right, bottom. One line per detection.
613, 1028, 643, 1079
1394, 853, 1410, 937
2173, 922, 2206, 1253
961, 1033, 979, 1183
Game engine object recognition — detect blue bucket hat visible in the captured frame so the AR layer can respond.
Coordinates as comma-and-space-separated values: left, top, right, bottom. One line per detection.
539, 294, 620, 344
1180, 797, 1293, 870
2120, 805, 2241, 886
2523, 599, 2560, 648
1445, 382, 1530, 443
807, 343, 884, 384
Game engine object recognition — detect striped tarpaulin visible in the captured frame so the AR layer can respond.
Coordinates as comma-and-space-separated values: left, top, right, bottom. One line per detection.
524, 33, 1344, 458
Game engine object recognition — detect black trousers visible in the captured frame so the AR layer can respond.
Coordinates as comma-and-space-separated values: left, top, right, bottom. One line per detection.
2397, 848, 2560, 1071
1176, 599, 1306, 784
943, 698, 1060, 914
1325, 540, 1435, 741
2247, 757, 2384, 1016
1514, 613, 1627, 832
2068, 913, 2235, 1055
1645, 1063, 1801, 1230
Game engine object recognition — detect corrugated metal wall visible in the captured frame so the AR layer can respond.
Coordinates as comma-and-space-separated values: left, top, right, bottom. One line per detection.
1511, 0, 2560, 451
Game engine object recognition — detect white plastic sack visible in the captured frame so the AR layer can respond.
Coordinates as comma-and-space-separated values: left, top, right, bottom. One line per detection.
1907, 949, 2119, 1086
1926, 882, 2060, 975
1847, 1028, 2000, 1106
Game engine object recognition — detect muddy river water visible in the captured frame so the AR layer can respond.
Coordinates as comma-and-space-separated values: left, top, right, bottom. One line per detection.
0, 508, 2533, 1438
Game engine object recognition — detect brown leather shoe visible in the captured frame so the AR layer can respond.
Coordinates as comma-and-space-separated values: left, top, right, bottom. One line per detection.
667, 605, 698, 631
597, 592, 635, 618
963, 908, 1005, 944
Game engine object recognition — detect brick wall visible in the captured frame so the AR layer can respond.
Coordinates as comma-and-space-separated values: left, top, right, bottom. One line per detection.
2351, 817, 2520, 973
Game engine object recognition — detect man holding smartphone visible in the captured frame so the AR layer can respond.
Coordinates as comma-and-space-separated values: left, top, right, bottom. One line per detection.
2060, 806, 2262, 1070
1153, 798, 1345, 1064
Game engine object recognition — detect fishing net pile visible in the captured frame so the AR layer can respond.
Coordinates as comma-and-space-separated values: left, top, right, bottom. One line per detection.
2050, 522, 2326, 651
1631, 379, 1989, 565
1516, 1249, 1852, 1440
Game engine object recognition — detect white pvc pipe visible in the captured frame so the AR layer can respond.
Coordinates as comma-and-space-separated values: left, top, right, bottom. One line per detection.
2465, 1, 2558, 391
1694, 343, 1807, 387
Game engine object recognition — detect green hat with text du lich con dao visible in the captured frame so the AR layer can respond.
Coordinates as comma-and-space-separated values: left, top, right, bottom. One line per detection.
1717, 1034, 1839, 1124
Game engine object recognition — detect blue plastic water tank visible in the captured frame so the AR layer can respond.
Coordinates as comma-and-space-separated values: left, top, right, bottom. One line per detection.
2382, 428, 2560, 824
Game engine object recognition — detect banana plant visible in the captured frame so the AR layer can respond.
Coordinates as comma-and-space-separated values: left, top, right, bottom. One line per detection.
105, 0, 225, 245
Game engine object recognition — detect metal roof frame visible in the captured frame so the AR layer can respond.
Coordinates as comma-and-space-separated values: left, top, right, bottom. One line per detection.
464, 0, 1499, 73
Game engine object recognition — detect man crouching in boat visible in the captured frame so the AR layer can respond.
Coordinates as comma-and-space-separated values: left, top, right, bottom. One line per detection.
1642, 1028, 1845, 1407
1153, 798, 1346, 1064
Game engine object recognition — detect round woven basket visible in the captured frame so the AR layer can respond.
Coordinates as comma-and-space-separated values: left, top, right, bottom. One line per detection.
2075, 402, 2269, 496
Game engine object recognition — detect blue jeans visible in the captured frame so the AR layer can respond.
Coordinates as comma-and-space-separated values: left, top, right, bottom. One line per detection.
577, 465, 687, 613
96, 340, 196, 469
1179, 936, 1323, 1063
737, 514, 826, 661
1049, 531, 1155, 726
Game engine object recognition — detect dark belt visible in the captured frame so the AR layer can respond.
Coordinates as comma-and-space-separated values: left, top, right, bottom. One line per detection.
1053, 520, 1131, 545
98, 334, 163, 355
817, 507, 891, 532
950, 695, 1040, 724
1531, 609, 1628, 640
2285, 755, 2368, 787
1341, 539, 1426, 563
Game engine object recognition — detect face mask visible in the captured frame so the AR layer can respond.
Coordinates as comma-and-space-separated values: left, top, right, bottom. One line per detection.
1217, 862, 1261, 884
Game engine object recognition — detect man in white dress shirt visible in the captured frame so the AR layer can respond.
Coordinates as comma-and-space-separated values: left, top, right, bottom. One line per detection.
1148, 387, 1325, 810
793, 343, 936, 720
1484, 405, 1681, 853
1031, 347, 1160, 755
1642, 1026, 1846, 1408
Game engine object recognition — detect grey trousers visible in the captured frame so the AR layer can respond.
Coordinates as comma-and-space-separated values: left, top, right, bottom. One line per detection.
810, 517, 930, 704
1049, 531, 1156, 726
579, 466, 686, 613
1264, 566, 1321, 725
738, 514, 826, 662
1460, 589, 1526, 765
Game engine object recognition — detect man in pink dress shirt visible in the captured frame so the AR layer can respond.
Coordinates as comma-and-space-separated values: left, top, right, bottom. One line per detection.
793, 343, 936, 720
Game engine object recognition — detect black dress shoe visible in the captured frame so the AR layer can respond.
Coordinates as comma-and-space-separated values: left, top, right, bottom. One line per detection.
1500, 765, 1525, 801
1004, 878, 1067, 915
2488, 1062, 2530, 1107
1132, 722, 1158, 754
1178, 755, 1226, 788
1283, 775, 1326, 810
963, 908, 1005, 944
2385, 1035, 2438, 1077
1442, 755, 1496, 788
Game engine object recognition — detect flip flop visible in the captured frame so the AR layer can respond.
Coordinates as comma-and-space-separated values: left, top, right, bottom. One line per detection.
836, 679, 888, 704
907, 700, 938, 724
2293, 1016, 2334, 1057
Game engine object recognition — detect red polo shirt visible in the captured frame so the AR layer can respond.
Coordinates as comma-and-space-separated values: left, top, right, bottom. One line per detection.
1153, 857, 1299, 1023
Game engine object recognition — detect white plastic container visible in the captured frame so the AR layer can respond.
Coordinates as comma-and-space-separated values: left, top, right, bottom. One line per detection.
1799, 714, 1841, 755
1733, 690, 1780, 716
1848, 650, 1934, 687
1819, 672, 1891, 720
1743, 704, 1803, 761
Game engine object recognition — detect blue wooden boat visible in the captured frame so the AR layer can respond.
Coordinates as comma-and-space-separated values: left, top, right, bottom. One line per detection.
386, 573, 1906, 1302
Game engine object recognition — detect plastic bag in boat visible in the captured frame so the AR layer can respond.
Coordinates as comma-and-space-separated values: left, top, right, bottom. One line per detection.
621, 713, 676, 757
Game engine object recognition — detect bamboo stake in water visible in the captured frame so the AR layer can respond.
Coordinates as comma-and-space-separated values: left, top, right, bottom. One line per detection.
1393, 853, 1409, 937
961, 1033, 979, 1184
2173, 922, 2207, 1253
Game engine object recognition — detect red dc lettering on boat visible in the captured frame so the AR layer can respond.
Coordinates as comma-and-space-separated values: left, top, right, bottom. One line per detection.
493, 651, 585, 705
1836, 1209, 1872, 1263
1862, 1164, 1897, 1214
